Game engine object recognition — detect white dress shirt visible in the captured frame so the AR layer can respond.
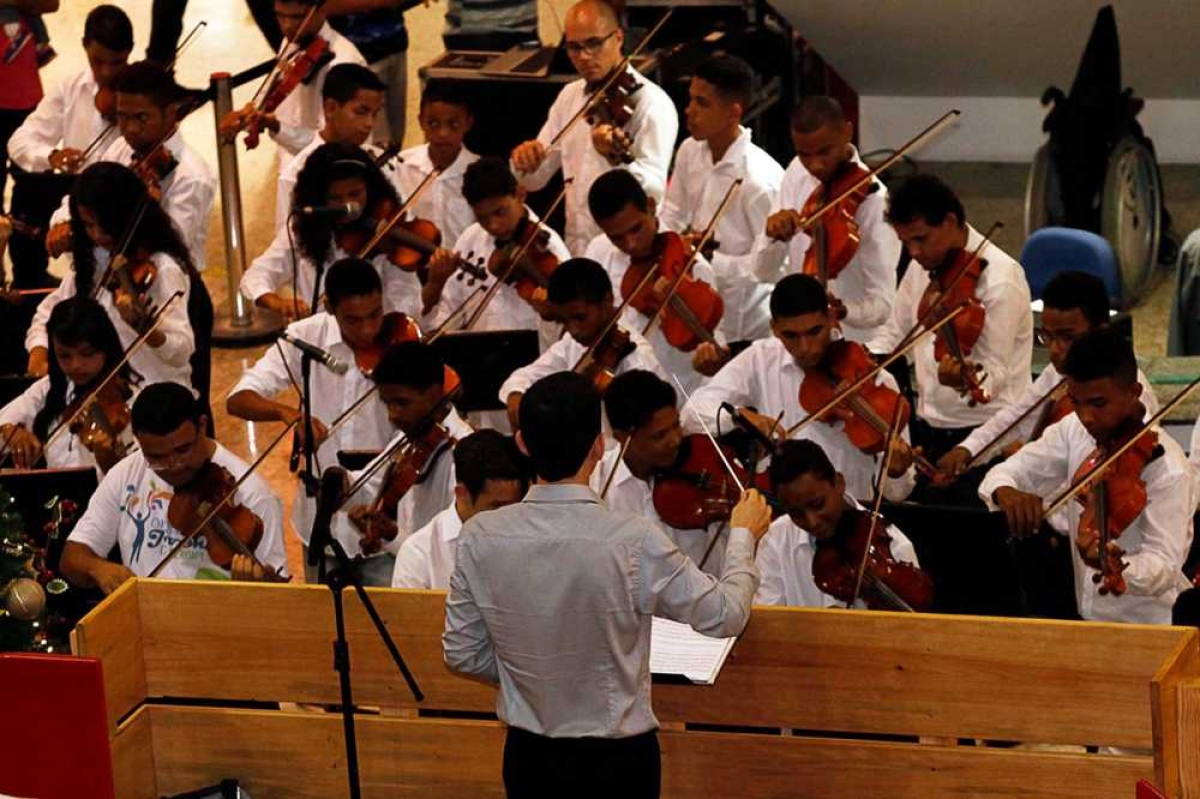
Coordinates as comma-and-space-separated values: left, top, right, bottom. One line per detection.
240, 227, 421, 319
866, 225, 1034, 429
589, 445, 728, 575
682, 336, 916, 502
514, 68, 678, 256
227, 312, 393, 547
754, 497, 919, 608
660, 127, 784, 342
979, 414, 1195, 624
754, 148, 901, 344
271, 23, 366, 157
395, 143, 479, 252
7, 68, 117, 172
443, 483, 758, 737
26, 251, 195, 390
67, 444, 287, 579
392, 503, 463, 589
498, 325, 665, 402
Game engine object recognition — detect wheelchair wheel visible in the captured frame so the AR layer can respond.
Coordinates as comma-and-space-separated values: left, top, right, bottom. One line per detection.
1024, 142, 1065, 240
1101, 136, 1161, 307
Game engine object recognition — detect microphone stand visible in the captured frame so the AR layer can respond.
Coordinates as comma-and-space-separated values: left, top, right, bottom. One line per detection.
299, 351, 319, 497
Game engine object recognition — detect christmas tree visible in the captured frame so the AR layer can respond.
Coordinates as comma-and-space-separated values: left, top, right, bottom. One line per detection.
0, 488, 70, 653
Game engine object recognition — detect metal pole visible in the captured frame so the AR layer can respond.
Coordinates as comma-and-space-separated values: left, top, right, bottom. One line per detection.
209, 71, 281, 346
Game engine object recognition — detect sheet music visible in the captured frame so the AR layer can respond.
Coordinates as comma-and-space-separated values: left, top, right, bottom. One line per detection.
650, 617, 737, 685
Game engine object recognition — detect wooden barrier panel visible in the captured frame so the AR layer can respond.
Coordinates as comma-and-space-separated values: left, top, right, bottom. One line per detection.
68, 579, 146, 735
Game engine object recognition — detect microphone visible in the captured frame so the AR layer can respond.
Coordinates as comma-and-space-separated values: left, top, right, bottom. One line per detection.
279, 332, 350, 375
3, 577, 46, 621
296, 201, 361, 218
308, 466, 348, 567
720, 402, 779, 451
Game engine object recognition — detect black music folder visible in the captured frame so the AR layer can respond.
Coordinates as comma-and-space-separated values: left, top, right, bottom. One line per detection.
432, 329, 540, 413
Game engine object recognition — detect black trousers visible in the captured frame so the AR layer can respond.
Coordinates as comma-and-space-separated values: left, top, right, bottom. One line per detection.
503, 727, 660, 799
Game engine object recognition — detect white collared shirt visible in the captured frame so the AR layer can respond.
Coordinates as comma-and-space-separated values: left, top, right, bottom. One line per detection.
271, 23, 366, 157
515, 68, 678, 256
228, 312, 393, 546
589, 445, 728, 575
660, 127, 784, 342
754, 149, 901, 343
979, 414, 1195, 624
584, 229, 722, 395
67, 443, 287, 579
395, 143, 479, 251
7, 68, 118, 172
866, 225, 1034, 428
393, 503, 463, 589
754, 497, 919, 608
498, 325, 666, 402
682, 336, 916, 502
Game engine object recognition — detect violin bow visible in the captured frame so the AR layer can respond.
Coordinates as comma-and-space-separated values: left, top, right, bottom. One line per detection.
355, 166, 441, 259
598, 435, 630, 500
91, 196, 154, 300
148, 419, 298, 579
463, 178, 572, 331
639, 179, 742, 341
669, 374, 745, 494
850, 400, 909, 610
42, 291, 184, 453
963, 377, 1067, 471
785, 304, 967, 438
248, 2, 324, 111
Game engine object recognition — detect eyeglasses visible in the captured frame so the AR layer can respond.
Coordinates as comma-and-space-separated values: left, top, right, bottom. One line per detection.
1034, 327, 1083, 346
142, 435, 199, 469
565, 30, 617, 56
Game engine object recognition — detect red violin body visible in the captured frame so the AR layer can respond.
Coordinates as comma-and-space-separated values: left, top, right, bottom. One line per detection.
488, 216, 560, 305
167, 462, 265, 570
575, 325, 636, 393
800, 341, 909, 456
801, 160, 876, 283
653, 435, 748, 530
585, 69, 638, 165
620, 231, 724, 352
917, 247, 990, 406
811, 508, 934, 611
373, 424, 455, 520
132, 145, 178, 201
336, 198, 442, 271
246, 36, 332, 149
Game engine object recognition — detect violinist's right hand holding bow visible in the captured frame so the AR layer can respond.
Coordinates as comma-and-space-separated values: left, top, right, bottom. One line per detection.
736, 407, 785, 444
26, 346, 49, 378
730, 489, 772, 542
692, 341, 732, 377
511, 140, 548, 174
219, 102, 279, 144
46, 221, 72, 258
936, 446, 972, 482
993, 486, 1044, 539
765, 209, 805, 242
48, 147, 85, 175
257, 292, 311, 321
350, 505, 398, 556
0, 423, 43, 469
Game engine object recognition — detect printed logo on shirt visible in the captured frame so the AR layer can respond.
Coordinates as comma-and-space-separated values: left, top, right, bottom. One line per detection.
121, 480, 209, 567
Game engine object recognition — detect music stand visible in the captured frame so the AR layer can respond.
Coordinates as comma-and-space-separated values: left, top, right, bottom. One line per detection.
431, 329, 540, 412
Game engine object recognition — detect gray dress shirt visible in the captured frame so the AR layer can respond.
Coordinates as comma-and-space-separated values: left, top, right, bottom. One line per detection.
443, 483, 759, 738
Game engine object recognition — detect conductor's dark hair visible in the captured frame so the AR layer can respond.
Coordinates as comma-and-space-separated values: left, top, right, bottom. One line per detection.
1042, 270, 1110, 328
588, 168, 648, 222
85, 4, 134, 52
519, 372, 601, 481
770, 273, 829, 320
419, 79, 473, 113
770, 439, 837, 489
371, 341, 445, 391
604, 370, 676, 434
547, 258, 613, 306
111, 61, 183, 108
322, 63, 386, 104
324, 257, 382, 309
462, 157, 518, 206
694, 54, 756, 109
454, 430, 531, 500
886, 173, 966, 228
790, 95, 845, 134
132, 382, 202, 435
1062, 326, 1138, 387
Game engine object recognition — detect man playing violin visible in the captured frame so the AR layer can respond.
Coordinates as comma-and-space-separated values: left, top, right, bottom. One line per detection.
499, 257, 666, 430
61, 382, 287, 595
866, 174, 1033, 463
980, 328, 1194, 624
509, 0, 678, 256
755, 439, 921, 609
684, 273, 918, 503
227, 257, 394, 583
755, 95, 900, 344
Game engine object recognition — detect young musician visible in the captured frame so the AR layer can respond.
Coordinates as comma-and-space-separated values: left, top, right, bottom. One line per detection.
392, 429, 529, 589
0, 296, 137, 473
61, 382, 287, 594
45, 61, 216, 270
444, 371, 770, 797
587, 168, 723, 393
756, 96, 901, 344
6, 4, 131, 286
395, 80, 478, 251
499, 257, 666, 429
755, 439, 920, 608
591, 370, 730, 574
660, 53, 784, 346
338, 340, 474, 584
27, 163, 207, 400
226, 258, 395, 581
275, 62, 385, 231
684, 273, 918, 502
242, 141, 421, 321
980, 327, 1195, 624
866, 174, 1033, 460
509, 0, 678, 255
425, 156, 569, 345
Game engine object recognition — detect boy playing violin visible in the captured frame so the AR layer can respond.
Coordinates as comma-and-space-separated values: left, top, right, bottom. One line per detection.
980, 327, 1194, 624
61, 382, 287, 594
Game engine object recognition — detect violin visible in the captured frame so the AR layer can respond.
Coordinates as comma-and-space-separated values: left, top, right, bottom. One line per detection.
801, 160, 878, 285
102, 250, 159, 330
574, 324, 636, 392
622, 231, 724, 353
1072, 417, 1161, 597
94, 85, 116, 123
336, 197, 442, 272
653, 434, 748, 529
487, 216, 560, 308
353, 311, 422, 377
1030, 381, 1074, 441
585, 68, 639, 166
916, 245, 990, 406
66, 377, 132, 473
811, 507, 934, 611
131, 144, 178, 202
234, 34, 333, 150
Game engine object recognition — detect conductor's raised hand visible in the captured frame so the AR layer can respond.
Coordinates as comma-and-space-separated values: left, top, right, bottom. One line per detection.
730, 489, 772, 540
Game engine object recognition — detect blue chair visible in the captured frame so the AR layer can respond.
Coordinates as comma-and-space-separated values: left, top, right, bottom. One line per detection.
1019, 227, 1121, 305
